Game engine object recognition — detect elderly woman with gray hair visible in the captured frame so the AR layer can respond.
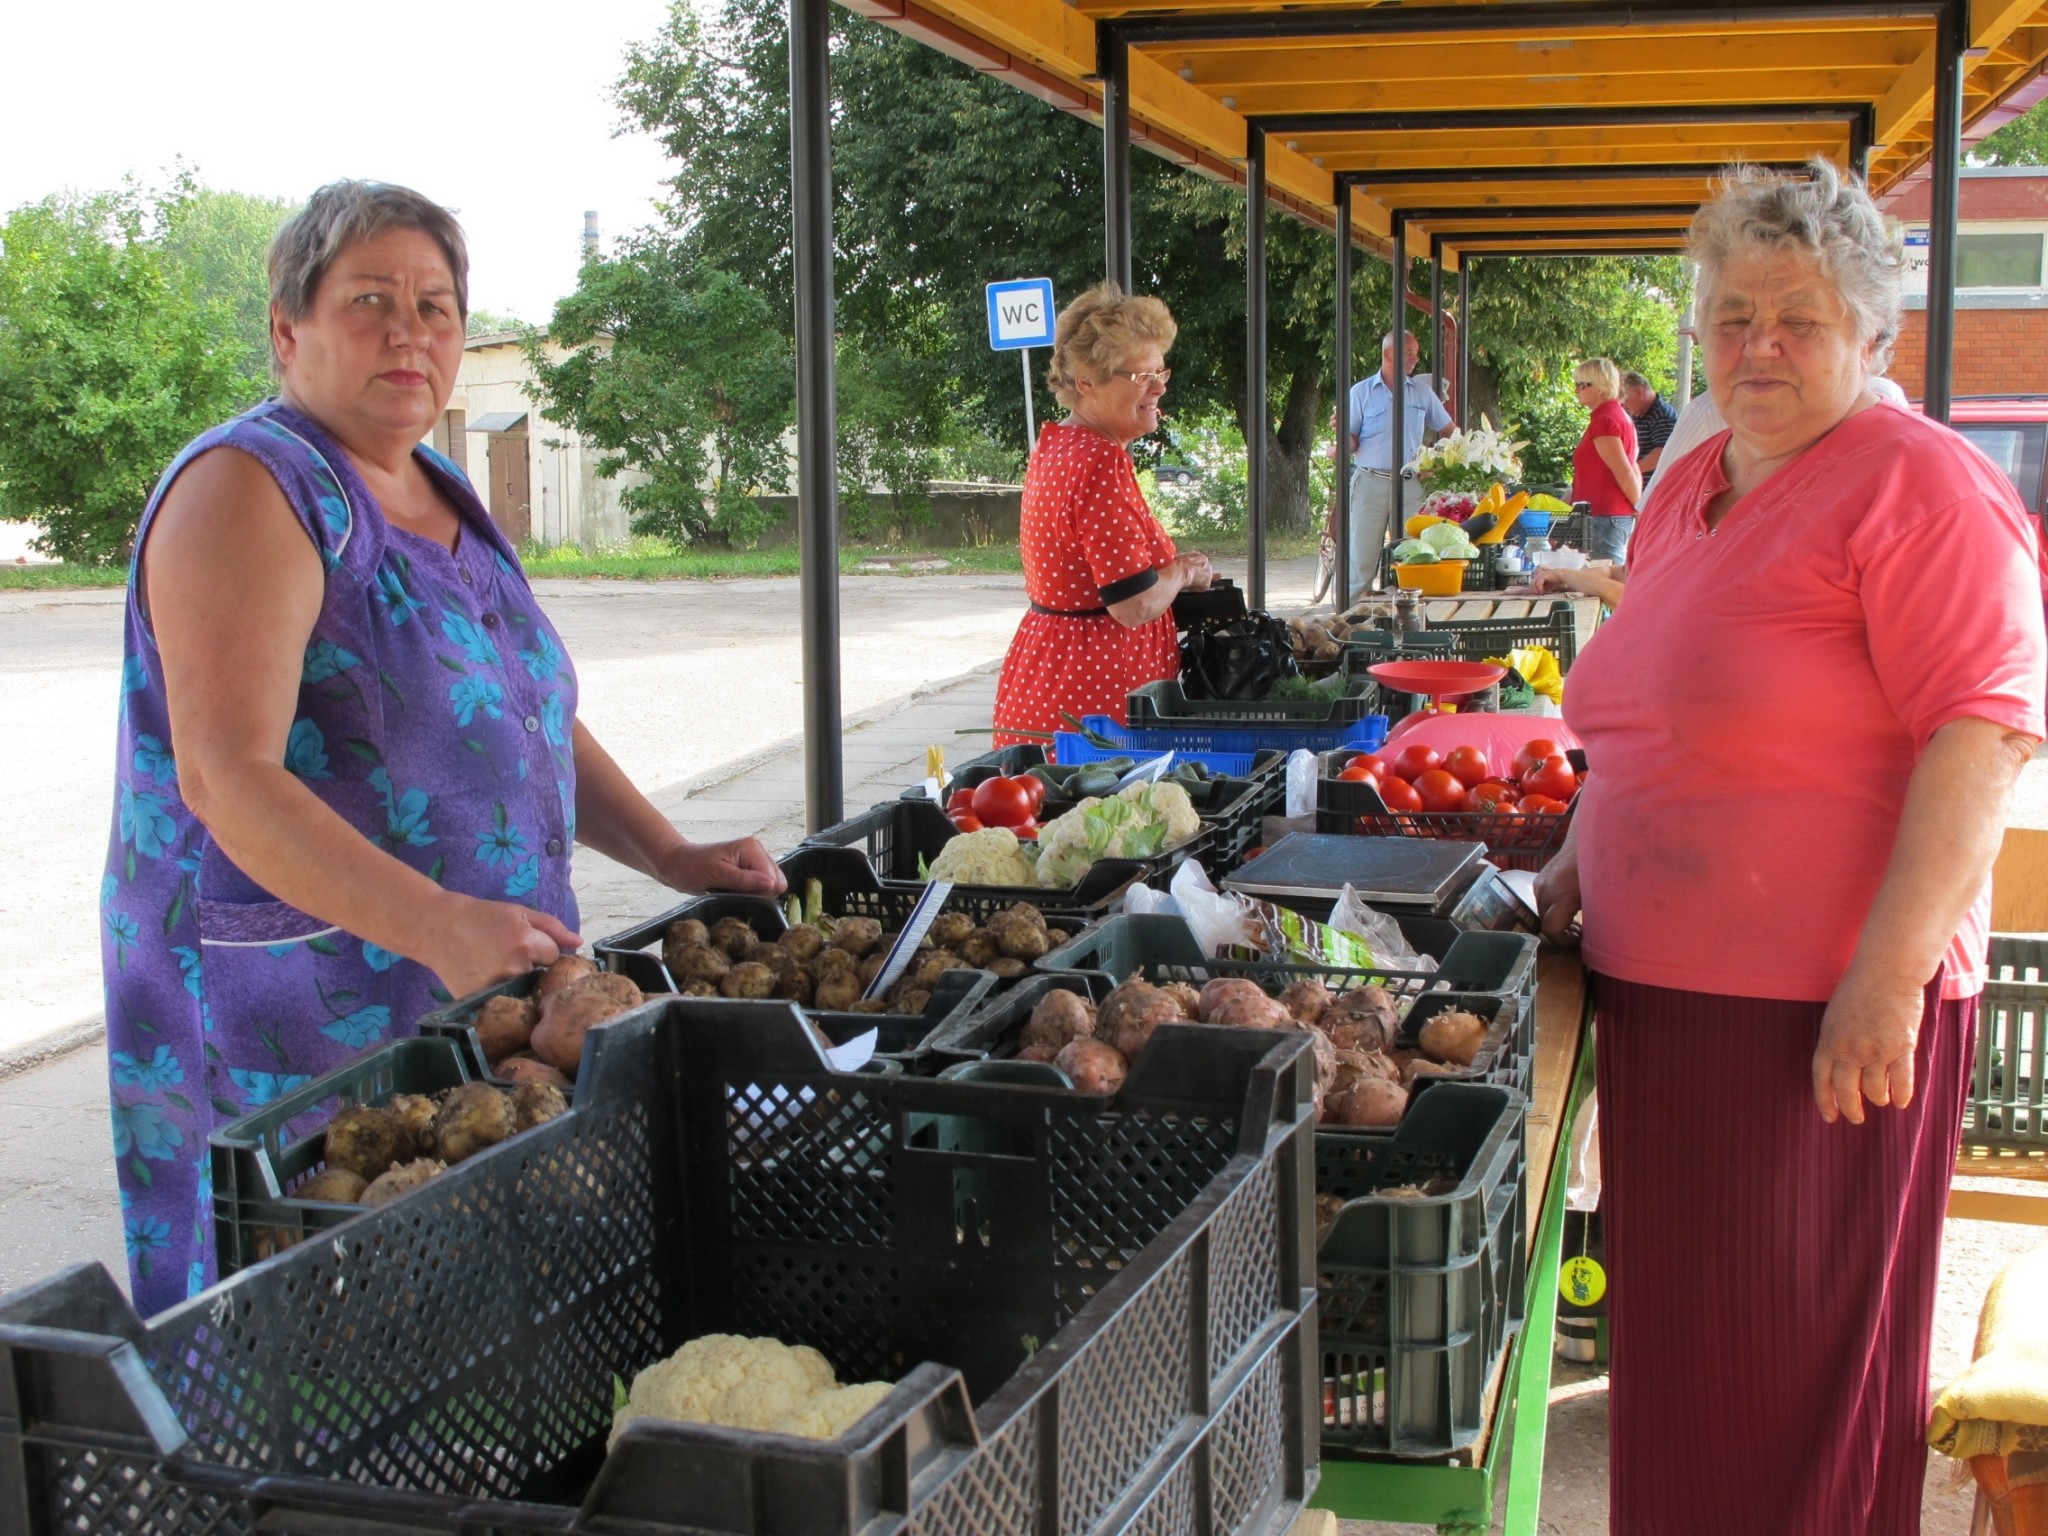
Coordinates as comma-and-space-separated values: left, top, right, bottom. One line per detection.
1533, 160, 2047, 1532
100, 181, 782, 1314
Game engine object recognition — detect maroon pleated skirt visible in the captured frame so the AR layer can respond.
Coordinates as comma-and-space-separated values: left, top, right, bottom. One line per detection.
1594, 974, 1975, 1536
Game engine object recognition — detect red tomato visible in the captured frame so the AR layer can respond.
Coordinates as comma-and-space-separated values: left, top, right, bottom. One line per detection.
949, 812, 984, 833
1467, 781, 1518, 814
1522, 756, 1579, 803
1337, 765, 1376, 782
971, 776, 1036, 828
1518, 794, 1567, 816
1513, 738, 1562, 780
1012, 820, 1039, 840
1414, 768, 1468, 813
1376, 775, 1423, 813
1442, 745, 1491, 789
1475, 779, 1519, 804
946, 787, 976, 815
1391, 743, 1443, 782
1019, 775, 1047, 815
1346, 752, 1391, 780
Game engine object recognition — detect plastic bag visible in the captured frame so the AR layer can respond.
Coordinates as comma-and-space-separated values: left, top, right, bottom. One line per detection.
1179, 612, 1298, 700
1566, 1089, 1602, 1212
1285, 748, 1320, 820
1329, 884, 1435, 973
1122, 881, 1179, 919
1169, 859, 1261, 957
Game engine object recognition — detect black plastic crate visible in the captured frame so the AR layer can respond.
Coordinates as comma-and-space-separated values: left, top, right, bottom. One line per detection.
1314, 1082, 1528, 1457
897, 743, 1050, 800
1040, 913, 1539, 1011
1313, 753, 1578, 874
1965, 933, 2048, 1154
803, 796, 1211, 912
1128, 677, 1382, 729
1343, 601, 1579, 678
0, 1004, 1319, 1536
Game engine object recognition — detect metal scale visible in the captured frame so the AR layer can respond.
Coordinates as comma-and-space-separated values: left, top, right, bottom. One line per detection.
1221, 832, 1538, 936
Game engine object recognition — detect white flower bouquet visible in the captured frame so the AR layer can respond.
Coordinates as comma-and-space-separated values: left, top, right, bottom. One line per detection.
1409, 415, 1528, 494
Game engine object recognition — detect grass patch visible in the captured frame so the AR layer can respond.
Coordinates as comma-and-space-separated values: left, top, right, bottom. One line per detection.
520, 539, 1024, 581
0, 563, 128, 591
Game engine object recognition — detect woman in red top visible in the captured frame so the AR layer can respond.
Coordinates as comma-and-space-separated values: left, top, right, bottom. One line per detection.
1568, 357, 1642, 564
992, 283, 1213, 747
1538, 162, 2045, 1536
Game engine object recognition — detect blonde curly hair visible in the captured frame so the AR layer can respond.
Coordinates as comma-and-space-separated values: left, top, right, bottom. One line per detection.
1045, 282, 1178, 409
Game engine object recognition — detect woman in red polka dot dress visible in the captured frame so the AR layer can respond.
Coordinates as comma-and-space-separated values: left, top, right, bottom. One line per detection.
993, 283, 1214, 748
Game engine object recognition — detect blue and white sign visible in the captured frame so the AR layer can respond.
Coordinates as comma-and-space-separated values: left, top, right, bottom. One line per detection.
986, 278, 1056, 350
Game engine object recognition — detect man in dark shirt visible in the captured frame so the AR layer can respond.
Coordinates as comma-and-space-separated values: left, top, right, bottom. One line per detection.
1622, 372, 1678, 488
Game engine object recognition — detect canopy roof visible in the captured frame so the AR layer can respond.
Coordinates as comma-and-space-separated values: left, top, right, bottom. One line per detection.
844, 0, 2048, 265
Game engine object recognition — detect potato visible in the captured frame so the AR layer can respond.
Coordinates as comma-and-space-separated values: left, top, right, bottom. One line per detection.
777, 924, 826, 962
1324, 984, 1400, 1043
474, 994, 539, 1062
492, 1054, 572, 1088
1016, 1042, 1060, 1064
1402, 1057, 1458, 1085
911, 949, 962, 990
362, 1157, 446, 1206
832, 917, 885, 958
510, 1081, 569, 1131
1198, 978, 1290, 1029
1313, 640, 1341, 662
1044, 927, 1072, 949
671, 944, 731, 986
989, 957, 1028, 979
957, 930, 1000, 967
773, 967, 815, 1005
680, 980, 718, 997
531, 977, 640, 1073
434, 1083, 518, 1164
720, 961, 777, 999
851, 997, 893, 1014
1324, 1076, 1409, 1129
1419, 1009, 1489, 1067
928, 912, 976, 950
1290, 1023, 1340, 1106
664, 918, 711, 951
1161, 982, 1203, 1021
1055, 1038, 1129, 1095
896, 988, 932, 1016
295, 1168, 368, 1204
988, 906, 1049, 961
1020, 988, 1097, 1052
323, 1106, 409, 1182
709, 916, 761, 959
1097, 977, 1183, 1060
815, 973, 863, 1011
534, 954, 598, 1006
386, 1093, 440, 1158
1278, 979, 1333, 1027
815, 946, 858, 979
1327, 1018, 1394, 1056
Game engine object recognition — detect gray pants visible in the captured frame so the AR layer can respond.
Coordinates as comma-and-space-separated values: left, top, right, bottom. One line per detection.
1348, 468, 1422, 593
1583, 514, 1636, 565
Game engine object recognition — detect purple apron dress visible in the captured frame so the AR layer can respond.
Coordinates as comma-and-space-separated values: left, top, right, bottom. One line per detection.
100, 399, 579, 1316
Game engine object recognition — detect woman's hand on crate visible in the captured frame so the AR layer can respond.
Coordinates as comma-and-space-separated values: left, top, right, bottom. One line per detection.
1532, 837, 1582, 946
424, 896, 582, 1001
659, 836, 788, 898
1811, 962, 1923, 1126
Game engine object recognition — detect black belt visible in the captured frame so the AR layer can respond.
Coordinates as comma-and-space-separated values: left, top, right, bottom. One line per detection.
1030, 602, 1111, 618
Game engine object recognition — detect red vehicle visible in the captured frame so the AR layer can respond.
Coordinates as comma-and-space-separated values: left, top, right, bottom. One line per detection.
1934, 396, 2048, 520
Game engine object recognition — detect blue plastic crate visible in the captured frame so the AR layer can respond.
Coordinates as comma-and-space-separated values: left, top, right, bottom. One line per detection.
1055, 712, 1388, 764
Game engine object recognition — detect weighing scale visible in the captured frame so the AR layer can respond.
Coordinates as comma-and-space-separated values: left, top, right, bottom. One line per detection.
1221, 832, 1538, 934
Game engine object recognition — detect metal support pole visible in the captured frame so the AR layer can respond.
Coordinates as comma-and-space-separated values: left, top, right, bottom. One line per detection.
1019, 348, 1037, 450
1100, 27, 1133, 292
790, 0, 842, 831
1457, 262, 1471, 430
1333, 182, 1353, 614
1246, 125, 1268, 613
1388, 218, 1407, 572
1429, 237, 1446, 407
1924, 0, 1965, 422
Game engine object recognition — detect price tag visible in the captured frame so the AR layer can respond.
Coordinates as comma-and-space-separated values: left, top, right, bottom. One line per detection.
861, 880, 955, 1001
1559, 1254, 1607, 1308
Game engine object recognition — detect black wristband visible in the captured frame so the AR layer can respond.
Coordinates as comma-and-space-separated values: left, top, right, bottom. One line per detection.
1098, 567, 1160, 605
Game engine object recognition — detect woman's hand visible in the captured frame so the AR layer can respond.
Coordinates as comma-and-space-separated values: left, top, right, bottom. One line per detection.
420, 896, 582, 1002
1177, 551, 1215, 591
660, 836, 788, 896
1812, 962, 1924, 1124
1532, 843, 1582, 946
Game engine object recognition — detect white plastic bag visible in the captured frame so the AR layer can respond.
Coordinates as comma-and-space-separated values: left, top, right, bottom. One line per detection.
1169, 859, 1261, 957
1285, 748, 1320, 820
1566, 1090, 1602, 1212
1122, 881, 1179, 919
1329, 884, 1436, 972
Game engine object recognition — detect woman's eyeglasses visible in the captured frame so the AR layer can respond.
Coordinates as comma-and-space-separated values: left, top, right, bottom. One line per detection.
1572, 380, 1597, 392
1115, 369, 1173, 387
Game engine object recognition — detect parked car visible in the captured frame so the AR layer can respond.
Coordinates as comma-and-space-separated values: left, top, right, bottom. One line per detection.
1153, 461, 1202, 486
1937, 397, 2048, 519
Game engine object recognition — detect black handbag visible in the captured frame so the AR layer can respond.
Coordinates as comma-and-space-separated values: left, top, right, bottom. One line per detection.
1178, 609, 1300, 701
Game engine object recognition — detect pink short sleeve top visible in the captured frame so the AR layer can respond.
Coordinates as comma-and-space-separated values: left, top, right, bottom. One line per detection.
1562, 402, 2047, 1001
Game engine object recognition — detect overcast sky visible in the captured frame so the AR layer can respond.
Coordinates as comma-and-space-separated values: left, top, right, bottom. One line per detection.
3, 0, 692, 323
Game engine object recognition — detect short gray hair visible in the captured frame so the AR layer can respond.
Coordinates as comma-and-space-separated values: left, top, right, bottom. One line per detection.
267, 181, 469, 362
1621, 371, 1652, 393
1382, 329, 1414, 351
1688, 159, 1901, 369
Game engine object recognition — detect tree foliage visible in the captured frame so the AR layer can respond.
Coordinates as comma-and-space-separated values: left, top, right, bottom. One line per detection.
0, 184, 255, 563
158, 185, 297, 391
1972, 99, 2048, 166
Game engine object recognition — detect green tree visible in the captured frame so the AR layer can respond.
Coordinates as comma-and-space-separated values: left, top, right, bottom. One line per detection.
524, 234, 792, 546
158, 185, 297, 391
0, 186, 251, 563
467, 308, 527, 337
1973, 99, 2048, 165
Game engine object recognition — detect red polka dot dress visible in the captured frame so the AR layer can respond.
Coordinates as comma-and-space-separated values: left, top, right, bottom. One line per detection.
993, 420, 1180, 748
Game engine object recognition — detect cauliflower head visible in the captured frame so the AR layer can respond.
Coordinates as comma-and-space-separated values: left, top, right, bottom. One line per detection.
929, 825, 1035, 886
609, 1334, 838, 1446
1119, 780, 1201, 848
770, 1380, 895, 1440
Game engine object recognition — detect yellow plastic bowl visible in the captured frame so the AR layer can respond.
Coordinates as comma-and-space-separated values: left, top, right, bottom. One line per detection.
1392, 559, 1468, 596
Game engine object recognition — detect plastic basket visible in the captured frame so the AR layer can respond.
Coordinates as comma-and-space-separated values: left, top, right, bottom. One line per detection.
1391, 560, 1467, 597
898, 743, 1049, 801
1039, 913, 1539, 1012
1314, 751, 1578, 874
1964, 933, 2048, 1155
1315, 1082, 1529, 1456
1, 1004, 1319, 1536
1057, 711, 1390, 762
1344, 602, 1579, 678
1128, 677, 1382, 729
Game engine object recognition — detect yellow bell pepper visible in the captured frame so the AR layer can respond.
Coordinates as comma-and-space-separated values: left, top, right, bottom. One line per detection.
1405, 513, 1447, 538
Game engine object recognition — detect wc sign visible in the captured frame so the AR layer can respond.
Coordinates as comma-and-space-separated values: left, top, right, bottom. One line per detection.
986, 278, 1056, 350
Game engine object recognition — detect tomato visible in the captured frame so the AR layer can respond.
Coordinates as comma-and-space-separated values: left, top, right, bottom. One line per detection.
1513, 737, 1562, 780
1518, 794, 1567, 816
946, 787, 976, 815
1337, 765, 1377, 782
949, 811, 984, 833
1391, 743, 1443, 782
1467, 780, 1518, 814
1414, 768, 1468, 813
1012, 820, 1039, 840
1521, 755, 1579, 803
1441, 744, 1492, 788
1376, 775, 1423, 813
971, 775, 1037, 828
1019, 775, 1048, 815
1346, 752, 1391, 780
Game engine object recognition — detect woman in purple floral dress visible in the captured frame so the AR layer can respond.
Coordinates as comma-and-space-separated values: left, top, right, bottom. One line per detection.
102, 182, 784, 1315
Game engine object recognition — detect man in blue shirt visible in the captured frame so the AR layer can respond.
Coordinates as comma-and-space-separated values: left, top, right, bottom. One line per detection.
1348, 330, 1452, 593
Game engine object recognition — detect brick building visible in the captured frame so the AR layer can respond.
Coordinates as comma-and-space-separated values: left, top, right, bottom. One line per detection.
1888, 167, 2048, 399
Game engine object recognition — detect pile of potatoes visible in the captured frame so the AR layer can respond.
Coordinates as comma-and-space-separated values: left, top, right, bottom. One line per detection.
289, 1079, 568, 1213
1287, 605, 1393, 669
1012, 971, 1490, 1127
660, 904, 1069, 1016
473, 955, 646, 1086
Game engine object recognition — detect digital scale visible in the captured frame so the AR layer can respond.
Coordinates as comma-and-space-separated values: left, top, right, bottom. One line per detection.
1221, 833, 1538, 935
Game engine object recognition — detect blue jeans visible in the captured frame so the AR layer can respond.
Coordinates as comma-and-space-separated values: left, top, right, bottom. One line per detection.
1583, 514, 1636, 564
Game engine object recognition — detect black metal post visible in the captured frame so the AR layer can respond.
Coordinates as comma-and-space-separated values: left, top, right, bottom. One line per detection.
1457, 261, 1472, 430
1388, 216, 1407, 572
1924, 0, 1964, 422
1848, 107, 1873, 180
1245, 124, 1268, 612
1333, 180, 1353, 613
1429, 236, 1445, 407
789, 0, 842, 831
1100, 26, 1133, 292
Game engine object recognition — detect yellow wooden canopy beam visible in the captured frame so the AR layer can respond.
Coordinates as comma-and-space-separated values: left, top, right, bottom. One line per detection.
1210, 69, 1900, 118
1373, 178, 1725, 209
1874, 0, 2045, 151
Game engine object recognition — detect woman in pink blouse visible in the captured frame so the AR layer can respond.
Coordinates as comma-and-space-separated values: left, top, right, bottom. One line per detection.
1538, 162, 2046, 1534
